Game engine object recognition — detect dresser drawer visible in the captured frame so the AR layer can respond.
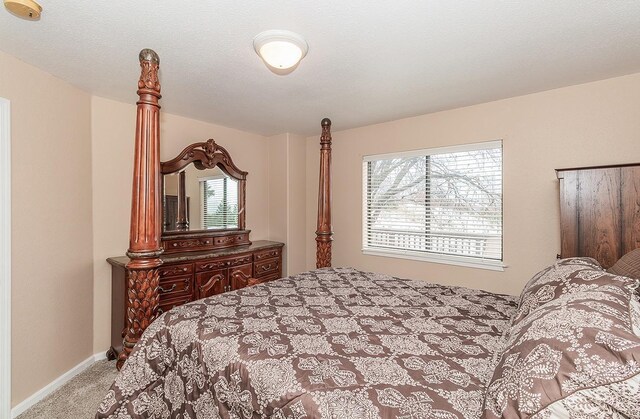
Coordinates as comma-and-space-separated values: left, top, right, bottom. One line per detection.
158, 263, 193, 278
248, 272, 280, 286
158, 274, 192, 298
157, 294, 192, 315
254, 258, 281, 278
254, 247, 282, 261
195, 254, 253, 272
164, 237, 214, 252
213, 234, 251, 248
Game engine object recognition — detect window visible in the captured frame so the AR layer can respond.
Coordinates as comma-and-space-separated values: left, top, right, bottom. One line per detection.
362, 141, 503, 270
200, 175, 239, 230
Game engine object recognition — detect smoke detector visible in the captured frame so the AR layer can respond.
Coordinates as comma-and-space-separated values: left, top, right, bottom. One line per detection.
4, 0, 42, 20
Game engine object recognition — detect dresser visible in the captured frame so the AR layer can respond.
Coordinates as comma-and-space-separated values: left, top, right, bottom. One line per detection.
107, 240, 284, 359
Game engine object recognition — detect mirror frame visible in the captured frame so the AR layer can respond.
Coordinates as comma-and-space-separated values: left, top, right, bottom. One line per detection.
161, 139, 247, 235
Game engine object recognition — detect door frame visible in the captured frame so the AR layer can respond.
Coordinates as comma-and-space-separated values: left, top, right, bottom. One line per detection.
0, 97, 12, 416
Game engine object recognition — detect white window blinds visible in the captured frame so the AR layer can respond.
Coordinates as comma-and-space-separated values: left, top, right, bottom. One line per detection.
362, 141, 503, 268
200, 176, 239, 230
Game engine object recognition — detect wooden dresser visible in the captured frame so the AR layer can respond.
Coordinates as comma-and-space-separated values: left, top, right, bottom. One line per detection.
107, 240, 283, 359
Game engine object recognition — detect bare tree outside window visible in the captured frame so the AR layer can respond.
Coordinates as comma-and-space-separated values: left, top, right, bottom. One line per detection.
364, 143, 502, 261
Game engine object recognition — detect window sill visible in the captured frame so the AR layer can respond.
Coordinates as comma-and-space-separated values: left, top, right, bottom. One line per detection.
362, 248, 505, 271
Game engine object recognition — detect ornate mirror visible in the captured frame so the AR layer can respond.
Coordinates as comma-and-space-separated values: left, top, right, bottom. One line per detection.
160, 139, 248, 252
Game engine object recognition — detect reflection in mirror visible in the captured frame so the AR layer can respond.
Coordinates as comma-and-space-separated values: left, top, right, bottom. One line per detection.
201, 173, 238, 230
163, 165, 239, 232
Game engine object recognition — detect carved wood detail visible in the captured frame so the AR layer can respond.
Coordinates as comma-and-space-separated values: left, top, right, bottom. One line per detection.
196, 271, 227, 299
119, 49, 164, 369
196, 254, 253, 272
158, 264, 192, 277
161, 137, 248, 238
196, 260, 227, 271
161, 139, 247, 178
254, 248, 281, 261
229, 255, 252, 266
229, 263, 253, 290
316, 118, 333, 268
162, 231, 251, 254
316, 241, 332, 269
117, 268, 159, 369
167, 238, 213, 249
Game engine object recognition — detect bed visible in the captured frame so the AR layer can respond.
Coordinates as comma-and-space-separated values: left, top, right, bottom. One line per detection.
98, 267, 516, 418
97, 50, 640, 418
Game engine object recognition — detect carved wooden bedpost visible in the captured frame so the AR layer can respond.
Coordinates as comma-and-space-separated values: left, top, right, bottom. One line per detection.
316, 118, 333, 268
118, 49, 164, 369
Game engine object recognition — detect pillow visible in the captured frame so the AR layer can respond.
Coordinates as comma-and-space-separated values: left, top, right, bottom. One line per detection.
483, 263, 640, 418
608, 248, 640, 280
511, 257, 630, 327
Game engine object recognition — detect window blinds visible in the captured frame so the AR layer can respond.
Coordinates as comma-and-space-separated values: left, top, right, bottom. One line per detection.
201, 176, 239, 230
363, 141, 502, 265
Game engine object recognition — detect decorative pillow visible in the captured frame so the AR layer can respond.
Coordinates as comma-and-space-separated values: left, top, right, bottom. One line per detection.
511, 257, 630, 327
608, 248, 640, 280
483, 263, 640, 418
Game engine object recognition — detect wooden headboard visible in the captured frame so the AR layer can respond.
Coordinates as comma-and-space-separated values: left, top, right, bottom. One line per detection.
557, 163, 640, 268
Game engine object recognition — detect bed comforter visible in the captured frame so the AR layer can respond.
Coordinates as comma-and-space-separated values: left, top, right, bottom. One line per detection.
96, 267, 517, 419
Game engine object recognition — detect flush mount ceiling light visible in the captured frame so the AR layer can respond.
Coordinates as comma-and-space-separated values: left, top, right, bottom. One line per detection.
4, 0, 42, 20
253, 30, 308, 75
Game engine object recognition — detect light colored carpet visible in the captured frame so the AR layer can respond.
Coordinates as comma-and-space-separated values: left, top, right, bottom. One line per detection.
17, 360, 118, 419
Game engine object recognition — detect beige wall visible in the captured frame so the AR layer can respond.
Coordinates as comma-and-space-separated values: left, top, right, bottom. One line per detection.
267, 134, 288, 274
287, 134, 307, 276
268, 133, 307, 276
0, 51, 94, 406
306, 73, 640, 296
91, 96, 270, 353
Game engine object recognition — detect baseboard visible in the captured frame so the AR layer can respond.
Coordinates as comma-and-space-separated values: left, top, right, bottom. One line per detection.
11, 351, 109, 418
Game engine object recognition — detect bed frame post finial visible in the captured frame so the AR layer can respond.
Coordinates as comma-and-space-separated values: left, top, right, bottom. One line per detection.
118, 49, 164, 370
316, 118, 333, 268
138, 48, 161, 93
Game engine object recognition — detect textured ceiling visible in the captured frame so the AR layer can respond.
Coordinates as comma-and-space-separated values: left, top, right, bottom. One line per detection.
2, 1, 640, 136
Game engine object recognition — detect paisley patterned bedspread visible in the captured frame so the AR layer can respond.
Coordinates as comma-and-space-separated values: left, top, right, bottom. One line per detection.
96, 267, 517, 419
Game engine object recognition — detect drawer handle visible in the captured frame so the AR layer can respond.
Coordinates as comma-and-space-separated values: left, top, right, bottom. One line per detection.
261, 264, 273, 271
159, 284, 177, 293
183, 267, 188, 272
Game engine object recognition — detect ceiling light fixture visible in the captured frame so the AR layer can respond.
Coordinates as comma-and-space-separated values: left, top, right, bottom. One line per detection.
253, 30, 308, 75
4, 0, 41, 20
